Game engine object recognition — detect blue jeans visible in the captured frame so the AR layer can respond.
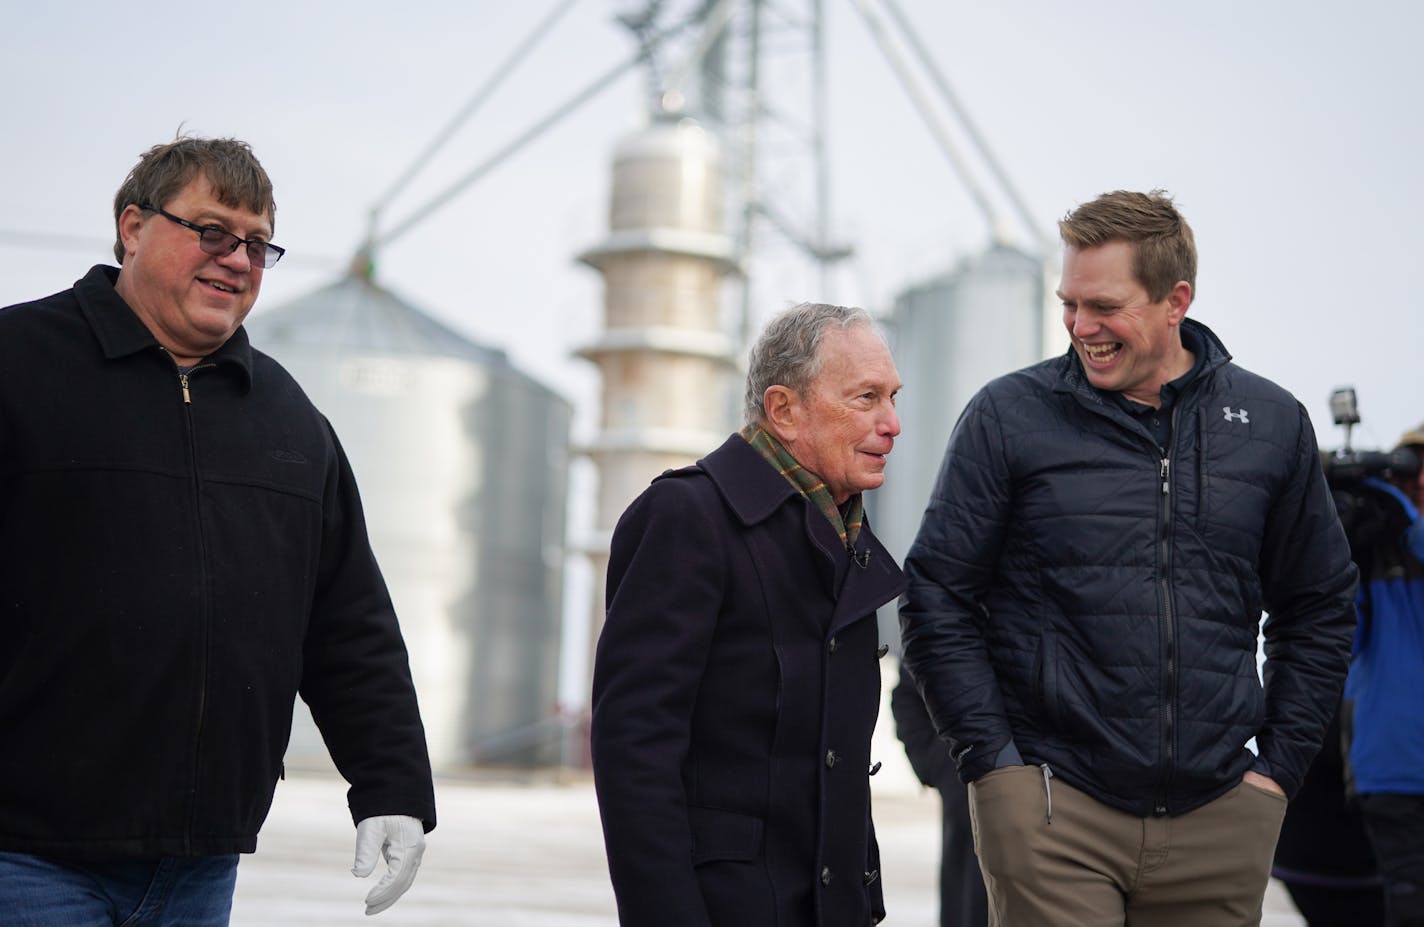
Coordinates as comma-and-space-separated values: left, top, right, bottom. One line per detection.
0, 852, 239, 926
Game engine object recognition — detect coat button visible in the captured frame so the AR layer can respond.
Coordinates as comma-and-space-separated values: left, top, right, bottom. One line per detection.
825, 749, 839, 768
869, 761, 882, 776
828, 636, 838, 654
820, 866, 832, 886
876, 643, 889, 658
863, 869, 879, 886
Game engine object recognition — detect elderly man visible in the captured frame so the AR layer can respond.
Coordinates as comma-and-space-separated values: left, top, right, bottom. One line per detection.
901, 190, 1358, 927
0, 136, 435, 924
591, 302, 905, 927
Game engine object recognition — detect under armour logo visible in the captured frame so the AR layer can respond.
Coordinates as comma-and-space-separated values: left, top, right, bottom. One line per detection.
1223, 407, 1250, 424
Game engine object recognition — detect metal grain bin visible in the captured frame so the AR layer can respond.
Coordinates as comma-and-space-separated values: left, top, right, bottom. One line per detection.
245, 270, 572, 769
871, 243, 1045, 644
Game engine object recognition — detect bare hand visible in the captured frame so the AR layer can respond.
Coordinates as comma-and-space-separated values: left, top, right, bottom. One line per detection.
1242, 769, 1285, 796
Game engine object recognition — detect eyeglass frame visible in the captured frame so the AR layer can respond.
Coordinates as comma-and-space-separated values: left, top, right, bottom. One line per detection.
138, 203, 286, 268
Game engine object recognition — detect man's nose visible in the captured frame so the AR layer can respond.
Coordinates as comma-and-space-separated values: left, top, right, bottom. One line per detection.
880, 404, 901, 438
1072, 309, 1098, 336
215, 241, 254, 272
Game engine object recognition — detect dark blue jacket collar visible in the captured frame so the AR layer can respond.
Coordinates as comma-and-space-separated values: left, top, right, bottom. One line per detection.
1055, 316, 1232, 405
74, 264, 254, 391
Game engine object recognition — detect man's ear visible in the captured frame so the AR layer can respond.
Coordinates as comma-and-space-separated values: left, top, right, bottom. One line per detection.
1166, 280, 1192, 326
763, 385, 799, 441
117, 204, 146, 261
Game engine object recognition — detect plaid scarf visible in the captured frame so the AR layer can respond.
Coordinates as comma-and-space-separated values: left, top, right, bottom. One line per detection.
740, 425, 863, 548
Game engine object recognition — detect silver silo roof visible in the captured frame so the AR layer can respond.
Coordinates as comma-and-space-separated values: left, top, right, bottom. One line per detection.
247, 267, 514, 368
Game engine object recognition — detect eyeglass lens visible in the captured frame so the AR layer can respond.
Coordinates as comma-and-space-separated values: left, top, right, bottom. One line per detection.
195, 228, 278, 268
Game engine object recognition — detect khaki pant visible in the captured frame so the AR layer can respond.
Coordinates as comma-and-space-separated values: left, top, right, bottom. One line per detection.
968, 765, 1287, 927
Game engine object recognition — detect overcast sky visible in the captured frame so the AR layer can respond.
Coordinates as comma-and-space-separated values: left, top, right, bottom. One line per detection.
3, 1, 1420, 452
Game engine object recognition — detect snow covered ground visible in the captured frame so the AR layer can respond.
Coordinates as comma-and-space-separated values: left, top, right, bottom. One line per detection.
231, 770, 1304, 926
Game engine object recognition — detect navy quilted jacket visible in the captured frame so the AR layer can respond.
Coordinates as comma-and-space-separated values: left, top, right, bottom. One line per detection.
900, 318, 1357, 817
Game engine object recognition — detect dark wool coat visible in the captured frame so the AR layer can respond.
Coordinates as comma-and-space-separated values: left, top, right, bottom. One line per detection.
0, 266, 436, 858
901, 318, 1358, 817
591, 435, 906, 927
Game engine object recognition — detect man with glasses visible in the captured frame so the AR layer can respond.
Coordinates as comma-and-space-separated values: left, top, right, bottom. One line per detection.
0, 136, 436, 925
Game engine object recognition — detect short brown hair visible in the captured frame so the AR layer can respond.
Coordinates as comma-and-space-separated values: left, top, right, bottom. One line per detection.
112, 136, 276, 263
1058, 190, 1196, 302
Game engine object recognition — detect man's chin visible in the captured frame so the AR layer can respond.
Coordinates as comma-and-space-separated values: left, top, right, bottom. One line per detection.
1083, 369, 1119, 392
191, 306, 251, 336
855, 474, 886, 494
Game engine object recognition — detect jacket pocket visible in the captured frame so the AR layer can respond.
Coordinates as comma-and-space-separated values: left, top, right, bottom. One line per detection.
1037, 631, 1096, 743
689, 806, 764, 865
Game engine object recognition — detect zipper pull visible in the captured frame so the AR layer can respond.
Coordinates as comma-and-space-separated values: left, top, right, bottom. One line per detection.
1041, 763, 1055, 824
179, 373, 192, 404
1160, 458, 1170, 494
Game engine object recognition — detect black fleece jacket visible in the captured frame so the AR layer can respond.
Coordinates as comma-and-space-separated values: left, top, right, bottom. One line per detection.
0, 266, 435, 858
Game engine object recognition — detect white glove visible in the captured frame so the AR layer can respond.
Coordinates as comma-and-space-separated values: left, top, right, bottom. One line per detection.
351, 814, 426, 916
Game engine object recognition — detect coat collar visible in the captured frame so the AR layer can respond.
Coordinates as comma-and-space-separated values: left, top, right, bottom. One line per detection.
1053, 316, 1231, 406
694, 434, 906, 634
696, 433, 803, 528
696, 433, 851, 577
74, 264, 255, 391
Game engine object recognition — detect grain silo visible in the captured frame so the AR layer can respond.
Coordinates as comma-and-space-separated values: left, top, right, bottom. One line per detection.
244, 267, 572, 769
576, 114, 740, 663
871, 243, 1045, 642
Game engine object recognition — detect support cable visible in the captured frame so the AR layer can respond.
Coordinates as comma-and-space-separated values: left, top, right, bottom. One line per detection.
369, 0, 581, 229
847, 0, 1003, 244
375, 24, 686, 250
878, 0, 1050, 252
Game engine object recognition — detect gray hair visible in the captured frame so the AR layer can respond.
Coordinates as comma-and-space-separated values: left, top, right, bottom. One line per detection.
743, 302, 878, 426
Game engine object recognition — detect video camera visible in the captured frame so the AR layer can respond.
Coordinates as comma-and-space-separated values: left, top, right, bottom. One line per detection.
1320, 387, 1422, 487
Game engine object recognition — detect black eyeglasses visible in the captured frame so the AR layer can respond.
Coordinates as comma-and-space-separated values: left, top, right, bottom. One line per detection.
140, 203, 285, 268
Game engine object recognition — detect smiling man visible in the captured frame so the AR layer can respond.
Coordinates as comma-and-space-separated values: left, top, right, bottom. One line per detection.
0, 136, 435, 925
900, 190, 1358, 927
591, 302, 906, 927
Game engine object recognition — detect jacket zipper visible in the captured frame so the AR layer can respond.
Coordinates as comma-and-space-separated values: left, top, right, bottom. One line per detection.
174, 359, 216, 849
1154, 407, 1181, 816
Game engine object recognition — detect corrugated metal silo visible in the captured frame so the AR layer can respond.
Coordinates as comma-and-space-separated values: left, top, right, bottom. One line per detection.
872, 243, 1044, 642
244, 270, 572, 769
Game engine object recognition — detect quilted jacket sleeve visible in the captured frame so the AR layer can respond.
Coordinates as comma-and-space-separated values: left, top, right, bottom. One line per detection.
900, 387, 1017, 784
1255, 403, 1359, 798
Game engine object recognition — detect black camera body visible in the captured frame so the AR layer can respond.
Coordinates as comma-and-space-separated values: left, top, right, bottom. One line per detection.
1322, 448, 1422, 487
1320, 387, 1422, 488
